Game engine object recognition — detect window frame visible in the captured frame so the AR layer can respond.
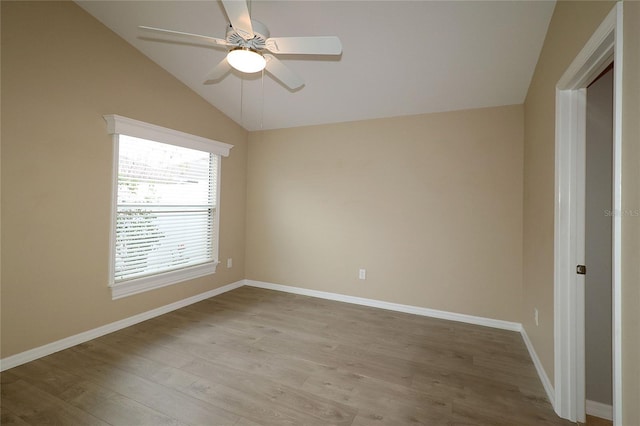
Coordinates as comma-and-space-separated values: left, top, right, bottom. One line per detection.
104, 115, 233, 300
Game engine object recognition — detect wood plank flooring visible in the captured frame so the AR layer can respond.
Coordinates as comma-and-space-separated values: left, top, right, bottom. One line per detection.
1, 286, 575, 425
585, 415, 613, 426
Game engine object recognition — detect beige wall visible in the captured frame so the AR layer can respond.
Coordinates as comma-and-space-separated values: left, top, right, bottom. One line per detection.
621, 1, 640, 422
246, 105, 524, 322
522, 0, 614, 382
0, 1, 247, 358
3, 1, 638, 419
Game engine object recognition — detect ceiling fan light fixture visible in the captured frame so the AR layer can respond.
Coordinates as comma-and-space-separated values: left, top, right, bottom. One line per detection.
227, 47, 266, 73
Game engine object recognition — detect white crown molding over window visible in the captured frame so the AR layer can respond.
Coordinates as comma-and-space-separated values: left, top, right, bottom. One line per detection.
103, 114, 233, 157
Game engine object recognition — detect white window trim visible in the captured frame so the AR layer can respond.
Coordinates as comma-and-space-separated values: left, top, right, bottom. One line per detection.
110, 263, 219, 300
104, 115, 233, 156
104, 114, 233, 300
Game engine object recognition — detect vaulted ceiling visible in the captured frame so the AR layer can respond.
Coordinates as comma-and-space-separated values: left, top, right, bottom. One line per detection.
77, 1, 555, 131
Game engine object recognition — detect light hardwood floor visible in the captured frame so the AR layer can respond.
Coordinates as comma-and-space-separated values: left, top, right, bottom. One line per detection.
585, 415, 613, 426
1, 286, 575, 425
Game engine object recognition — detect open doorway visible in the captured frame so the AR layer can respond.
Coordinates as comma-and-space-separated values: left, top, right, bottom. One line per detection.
585, 64, 614, 425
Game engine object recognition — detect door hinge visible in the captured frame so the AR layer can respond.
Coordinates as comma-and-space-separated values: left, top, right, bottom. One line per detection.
577, 265, 587, 275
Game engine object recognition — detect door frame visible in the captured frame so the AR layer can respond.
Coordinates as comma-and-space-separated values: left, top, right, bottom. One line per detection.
553, 3, 622, 424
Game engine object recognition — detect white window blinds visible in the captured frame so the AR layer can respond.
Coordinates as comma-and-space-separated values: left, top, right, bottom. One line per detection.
115, 135, 218, 282
104, 115, 232, 299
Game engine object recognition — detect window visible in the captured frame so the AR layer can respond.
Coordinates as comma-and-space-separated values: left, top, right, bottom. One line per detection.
104, 115, 232, 299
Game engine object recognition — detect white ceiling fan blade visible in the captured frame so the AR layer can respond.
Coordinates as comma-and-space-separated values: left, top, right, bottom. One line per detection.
221, 0, 254, 40
204, 58, 231, 82
139, 26, 229, 47
265, 36, 342, 55
264, 54, 304, 90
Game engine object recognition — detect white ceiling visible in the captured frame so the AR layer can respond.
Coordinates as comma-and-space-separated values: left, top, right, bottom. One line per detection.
76, 1, 555, 131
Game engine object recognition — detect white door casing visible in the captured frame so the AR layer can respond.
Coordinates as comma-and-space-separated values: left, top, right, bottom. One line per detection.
553, 3, 622, 424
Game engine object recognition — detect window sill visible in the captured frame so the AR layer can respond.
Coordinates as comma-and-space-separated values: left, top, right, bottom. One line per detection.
110, 262, 219, 300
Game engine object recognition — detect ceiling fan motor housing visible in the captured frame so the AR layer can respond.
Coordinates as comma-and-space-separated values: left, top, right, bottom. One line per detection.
226, 19, 270, 50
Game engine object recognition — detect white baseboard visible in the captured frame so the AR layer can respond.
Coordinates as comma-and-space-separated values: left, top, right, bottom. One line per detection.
246, 280, 522, 332
521, 327, 556, 409
586, 399, 613, 421
2, 275, 558, 418
0, 280, 244, 372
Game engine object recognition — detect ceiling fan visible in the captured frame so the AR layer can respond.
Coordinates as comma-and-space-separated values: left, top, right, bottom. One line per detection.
139, 0, 343, 90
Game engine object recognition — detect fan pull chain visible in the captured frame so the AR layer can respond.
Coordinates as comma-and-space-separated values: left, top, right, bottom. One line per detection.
260, 68, 264, 131
240, 78, 244, 128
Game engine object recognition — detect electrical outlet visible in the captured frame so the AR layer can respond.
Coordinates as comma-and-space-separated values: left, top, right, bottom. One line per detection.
227, 258, 233, 268
534, 308, 539, 326
358, 269, 366, 280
